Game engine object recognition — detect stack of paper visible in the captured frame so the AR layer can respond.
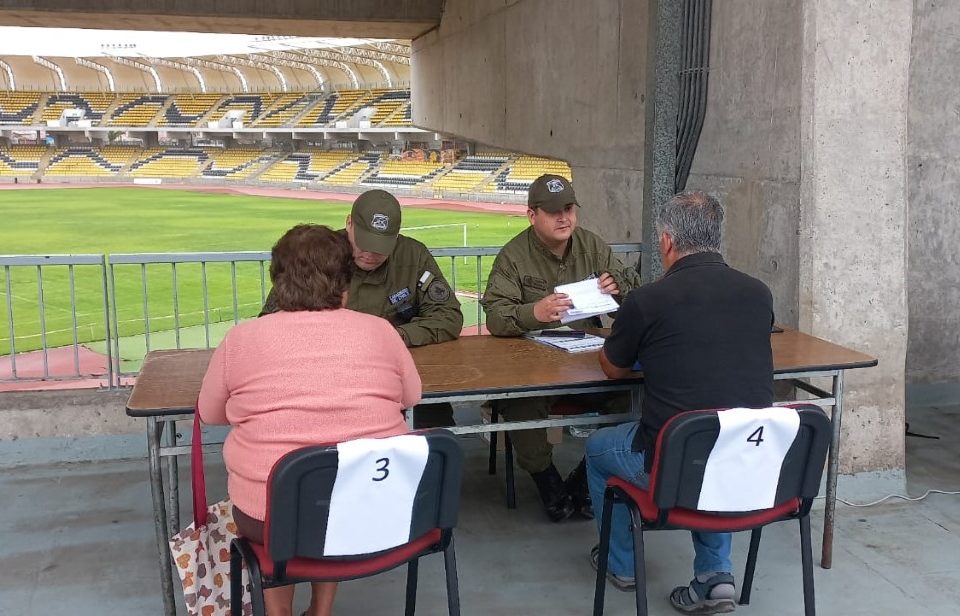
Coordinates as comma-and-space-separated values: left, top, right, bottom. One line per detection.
555, 278, 620, 324
525, 332, 605, 353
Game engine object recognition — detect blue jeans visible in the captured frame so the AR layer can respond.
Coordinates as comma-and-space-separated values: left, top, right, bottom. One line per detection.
585, 422, 733, 578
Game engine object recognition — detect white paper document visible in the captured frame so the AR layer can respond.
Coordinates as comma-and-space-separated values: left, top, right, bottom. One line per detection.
555, 277, 620, 324
525, 331, 606, 353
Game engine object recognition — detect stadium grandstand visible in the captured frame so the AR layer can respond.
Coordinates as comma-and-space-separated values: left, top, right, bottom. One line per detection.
0, 29, 570, 201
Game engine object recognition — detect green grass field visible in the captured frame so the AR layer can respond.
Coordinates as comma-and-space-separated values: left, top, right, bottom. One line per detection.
0, 187, 522, 357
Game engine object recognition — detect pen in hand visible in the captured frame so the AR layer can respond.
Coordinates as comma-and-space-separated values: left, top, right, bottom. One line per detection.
538, 330, 586, 339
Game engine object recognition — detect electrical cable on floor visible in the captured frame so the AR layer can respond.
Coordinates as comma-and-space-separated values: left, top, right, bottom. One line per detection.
817, 489, 960, 508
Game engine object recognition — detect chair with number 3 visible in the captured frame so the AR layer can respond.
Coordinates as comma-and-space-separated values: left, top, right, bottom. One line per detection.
230, 429, 463, 616
593, 403, 831, 616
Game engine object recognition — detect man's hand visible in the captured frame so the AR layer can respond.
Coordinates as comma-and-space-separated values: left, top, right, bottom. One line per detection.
597, 272, 620, 295
533, 293, 574, 323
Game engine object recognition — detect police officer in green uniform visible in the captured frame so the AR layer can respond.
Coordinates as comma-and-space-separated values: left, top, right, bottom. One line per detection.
481, 174, 641, 522
261, 189, 463, 427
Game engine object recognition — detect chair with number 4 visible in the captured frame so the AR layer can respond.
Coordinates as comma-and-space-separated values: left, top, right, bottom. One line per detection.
593, 403, 831, 616
230, 429, 464, 616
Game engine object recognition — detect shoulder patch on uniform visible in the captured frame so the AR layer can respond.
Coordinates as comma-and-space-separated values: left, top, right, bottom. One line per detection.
522, 275, 548, 292
426, 279, 451, 302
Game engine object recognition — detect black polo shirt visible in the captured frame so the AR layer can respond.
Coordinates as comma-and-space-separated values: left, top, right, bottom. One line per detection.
603, 252, 774, 468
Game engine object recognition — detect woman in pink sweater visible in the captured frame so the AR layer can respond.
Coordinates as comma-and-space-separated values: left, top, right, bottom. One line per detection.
199, 224, 422, 616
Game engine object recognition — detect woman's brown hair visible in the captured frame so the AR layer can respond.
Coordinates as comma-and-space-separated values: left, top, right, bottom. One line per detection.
269, 224, 352, 311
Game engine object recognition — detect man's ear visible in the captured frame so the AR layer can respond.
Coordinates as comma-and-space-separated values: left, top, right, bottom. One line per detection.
345, 215, 353, 229
527, 208, 536, 224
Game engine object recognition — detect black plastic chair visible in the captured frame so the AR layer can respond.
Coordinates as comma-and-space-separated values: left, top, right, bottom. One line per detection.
230, 429, 464, 616
593, 403, 831, 616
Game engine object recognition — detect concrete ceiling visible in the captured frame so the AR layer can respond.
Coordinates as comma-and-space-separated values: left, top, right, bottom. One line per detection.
0, 0, 444, 38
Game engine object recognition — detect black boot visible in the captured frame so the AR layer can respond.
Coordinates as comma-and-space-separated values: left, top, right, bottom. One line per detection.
565, 458, 594, 520
530, 464, 575, 522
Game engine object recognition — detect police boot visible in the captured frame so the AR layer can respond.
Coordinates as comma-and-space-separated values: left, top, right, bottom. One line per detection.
530, 464, 575, 522
565, 457, 594, 520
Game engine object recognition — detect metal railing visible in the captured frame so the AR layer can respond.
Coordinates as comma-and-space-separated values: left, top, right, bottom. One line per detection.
0, 254, 111, 383
1, 244, 642, 387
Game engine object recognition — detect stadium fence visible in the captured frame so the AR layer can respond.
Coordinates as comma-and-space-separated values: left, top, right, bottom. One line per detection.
0, 244, 642, 388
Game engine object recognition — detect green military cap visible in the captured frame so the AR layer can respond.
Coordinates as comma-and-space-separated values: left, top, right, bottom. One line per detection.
528, 174, 579, 213
352, 189, 402, 255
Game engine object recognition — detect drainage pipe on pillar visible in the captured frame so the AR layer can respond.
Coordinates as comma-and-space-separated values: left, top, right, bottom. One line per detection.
675, 0, 712, 192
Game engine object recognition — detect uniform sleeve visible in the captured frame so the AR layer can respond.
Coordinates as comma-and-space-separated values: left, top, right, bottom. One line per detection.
258, 288, 279, 317
198, 337, 231, 425
395, 250, 464, 347
601, 246, 642, 299
603, 293, 646, 369
480, 253, 543, 336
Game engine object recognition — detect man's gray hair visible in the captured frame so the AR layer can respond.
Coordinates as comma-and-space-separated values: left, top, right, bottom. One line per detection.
655, 191, 723, 254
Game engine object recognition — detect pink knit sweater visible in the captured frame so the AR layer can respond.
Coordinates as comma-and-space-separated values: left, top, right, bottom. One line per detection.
198, 309, 422, 521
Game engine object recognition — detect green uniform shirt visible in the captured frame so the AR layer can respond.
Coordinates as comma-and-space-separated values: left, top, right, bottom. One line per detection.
481, 226, 641, 336
261, 233, 463, 347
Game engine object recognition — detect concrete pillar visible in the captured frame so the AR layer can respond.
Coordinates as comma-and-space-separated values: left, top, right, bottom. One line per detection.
799, 1, 911, 488
640, 0, 681, 282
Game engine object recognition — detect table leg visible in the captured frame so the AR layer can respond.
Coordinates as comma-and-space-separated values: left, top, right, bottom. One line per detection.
821, 371, 844, 569
147, 418, 176, 616
165, 419, 180, 535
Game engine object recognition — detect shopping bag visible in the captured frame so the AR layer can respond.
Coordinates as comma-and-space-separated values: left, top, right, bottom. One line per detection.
168, 409, 252, 616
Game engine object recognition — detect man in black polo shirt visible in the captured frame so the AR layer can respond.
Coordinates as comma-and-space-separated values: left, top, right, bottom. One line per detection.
585, 192, 773, 614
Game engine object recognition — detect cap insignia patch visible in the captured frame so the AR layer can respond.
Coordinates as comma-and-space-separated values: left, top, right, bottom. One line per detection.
546, 178, 565, 193
371, 213, 389, 231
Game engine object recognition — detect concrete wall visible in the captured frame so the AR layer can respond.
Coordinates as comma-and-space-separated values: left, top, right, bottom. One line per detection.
679, 2, 913, 479
412, 0, 648, 243
906, 0, 960, 387
798, 0, 910, 477
0, 390, 137, 440
690, 1, 910, 476
685, 0, 803, 327
416, 0, 911, 482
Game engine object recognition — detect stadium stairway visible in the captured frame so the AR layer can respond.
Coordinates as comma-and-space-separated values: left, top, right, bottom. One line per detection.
201, 149, 278, 179
0, 92, 42, 125
30, 93, 50, 125
97, 96, 124, 126
287, 93, 328, 126
244, 151, 288, 182
194, 95, 230, 127
315, 157, 354, 182
36, 147, 56, 178
474, 155, 517, 192
151, 97, 176, 127
43, 93, 107, 125
44, 147, 125, 175
253, 94, 313, 128
380, 100, 412, 127
298, 92, 341, 126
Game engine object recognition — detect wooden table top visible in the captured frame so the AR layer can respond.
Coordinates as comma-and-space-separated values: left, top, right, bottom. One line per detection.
125, 328, 876, 417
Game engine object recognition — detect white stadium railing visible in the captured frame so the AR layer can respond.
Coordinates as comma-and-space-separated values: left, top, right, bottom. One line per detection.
0, 244, 642, 388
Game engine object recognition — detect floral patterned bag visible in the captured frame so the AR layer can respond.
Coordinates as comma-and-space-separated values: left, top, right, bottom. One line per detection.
168, 410, 252, 616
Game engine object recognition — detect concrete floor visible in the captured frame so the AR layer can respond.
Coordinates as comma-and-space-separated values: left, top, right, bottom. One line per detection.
1, 404, 958, 616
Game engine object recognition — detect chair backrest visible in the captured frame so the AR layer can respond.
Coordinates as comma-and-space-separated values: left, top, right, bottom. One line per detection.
650, 403, 830, 513
263, 429, 463, 563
